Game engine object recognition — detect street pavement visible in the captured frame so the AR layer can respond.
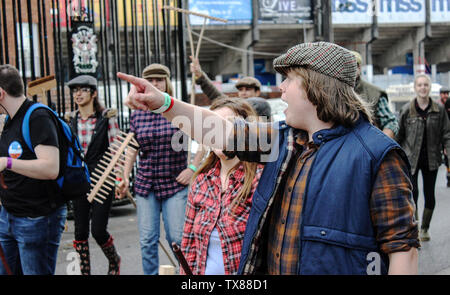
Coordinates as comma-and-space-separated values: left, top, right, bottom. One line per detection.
55, 165, 450, 275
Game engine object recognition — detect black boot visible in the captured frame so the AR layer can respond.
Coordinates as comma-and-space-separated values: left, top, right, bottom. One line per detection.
73, 240, 90, 275
420, 208, 434, 242
100, 235, 121, 275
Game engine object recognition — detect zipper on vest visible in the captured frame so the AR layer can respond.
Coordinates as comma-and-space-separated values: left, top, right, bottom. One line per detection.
243, 128, 291, 274
296, 141, 324, 274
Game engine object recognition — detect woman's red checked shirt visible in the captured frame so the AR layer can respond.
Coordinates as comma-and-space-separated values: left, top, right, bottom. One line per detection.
181, 161, 263, 275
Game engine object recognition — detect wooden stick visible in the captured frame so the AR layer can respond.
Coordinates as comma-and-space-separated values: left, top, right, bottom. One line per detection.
93, 197, 104, 204
98, 187, 111, 196
98, 163, 108, 170
172, 242, 193, 275
95, 192, 108, 200
125, 190, 137, 208
27, 75, 56, 88
195, 18, 207, 59
159, 241, 177, 268
161, 5, 227, 23
100, 159, 112, 167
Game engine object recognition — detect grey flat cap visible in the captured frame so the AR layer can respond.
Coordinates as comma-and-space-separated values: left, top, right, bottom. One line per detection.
67, 75, 97, 89
440, 87, 449, 93
236, 76, 262, 90
273, 42, 358, 87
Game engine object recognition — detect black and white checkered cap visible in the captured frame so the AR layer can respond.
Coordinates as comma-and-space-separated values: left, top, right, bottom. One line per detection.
273, 42, 358, 87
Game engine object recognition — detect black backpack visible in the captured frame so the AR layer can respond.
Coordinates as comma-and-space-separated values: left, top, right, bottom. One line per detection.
22, 103, 91, 201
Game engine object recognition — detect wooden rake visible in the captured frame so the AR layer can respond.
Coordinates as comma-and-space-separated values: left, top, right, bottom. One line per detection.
27, 75, 57, 107
162, 5, 227, 163
86, 130, 139, 206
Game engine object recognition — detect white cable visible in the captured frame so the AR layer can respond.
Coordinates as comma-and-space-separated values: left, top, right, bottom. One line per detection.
190, 30, 280, 57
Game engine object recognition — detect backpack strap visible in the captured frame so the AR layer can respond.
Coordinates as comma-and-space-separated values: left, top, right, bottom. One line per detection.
22, 103, 57, 153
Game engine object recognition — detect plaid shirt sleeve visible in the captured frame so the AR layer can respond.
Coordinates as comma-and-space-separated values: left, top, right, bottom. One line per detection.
376, 96, 399, 135
107, 116, 120, 145
370, 149, 420, 254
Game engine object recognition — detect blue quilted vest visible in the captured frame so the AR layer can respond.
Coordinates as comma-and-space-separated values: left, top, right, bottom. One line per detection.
238, 118, 409, 275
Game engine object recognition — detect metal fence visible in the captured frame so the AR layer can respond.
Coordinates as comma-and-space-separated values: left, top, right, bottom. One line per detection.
0, 0, 189, 131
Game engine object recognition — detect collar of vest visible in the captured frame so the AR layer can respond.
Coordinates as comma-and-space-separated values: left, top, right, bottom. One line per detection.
312, 116, 366, 145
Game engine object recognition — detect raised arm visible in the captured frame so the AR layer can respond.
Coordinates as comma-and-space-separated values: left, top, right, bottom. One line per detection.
190, 56, 228, 102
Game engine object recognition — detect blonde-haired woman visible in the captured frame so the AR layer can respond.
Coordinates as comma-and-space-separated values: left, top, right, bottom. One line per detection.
180, 98, 263, 275
397, 74, 450, 241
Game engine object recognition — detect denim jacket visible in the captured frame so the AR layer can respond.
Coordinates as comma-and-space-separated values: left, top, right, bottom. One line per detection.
397, 98, 450, 174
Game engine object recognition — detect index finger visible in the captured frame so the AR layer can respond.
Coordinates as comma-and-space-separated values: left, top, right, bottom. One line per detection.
117, 72, 147, 90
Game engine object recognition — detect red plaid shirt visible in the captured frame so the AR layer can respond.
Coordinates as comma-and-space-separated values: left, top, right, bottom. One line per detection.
77, 111, 120, 154
180, 161, 263, 275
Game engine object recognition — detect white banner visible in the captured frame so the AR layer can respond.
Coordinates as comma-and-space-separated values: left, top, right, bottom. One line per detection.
377, 0, 425, 23
332, 0, 427, 24
430, 0, 450, 23
332, 0, 372, 24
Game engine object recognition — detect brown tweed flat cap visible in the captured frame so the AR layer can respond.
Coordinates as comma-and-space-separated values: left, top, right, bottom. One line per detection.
236, 76, 262, 90
273, 42, 358, 87
142, 64, 170, 79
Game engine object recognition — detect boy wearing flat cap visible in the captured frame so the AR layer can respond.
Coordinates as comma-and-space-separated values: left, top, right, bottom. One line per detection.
117, 42, 419, 275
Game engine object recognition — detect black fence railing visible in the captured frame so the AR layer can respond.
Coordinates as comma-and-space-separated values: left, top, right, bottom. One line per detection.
0, 0, 189, 131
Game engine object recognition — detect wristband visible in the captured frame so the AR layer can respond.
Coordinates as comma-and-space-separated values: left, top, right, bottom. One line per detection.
151, 92, 172, 114
188, 164, 197, 172
6, 157, 12, 170
163, 96, 175, 113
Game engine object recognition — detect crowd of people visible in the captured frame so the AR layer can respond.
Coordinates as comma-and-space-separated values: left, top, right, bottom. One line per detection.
0, 41, 449, 275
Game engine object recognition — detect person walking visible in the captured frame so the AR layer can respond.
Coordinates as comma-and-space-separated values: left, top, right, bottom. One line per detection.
65, 75, 122, 275
397, 74, 450, 241
0, 65, 66, 275
117, 64, 202, 275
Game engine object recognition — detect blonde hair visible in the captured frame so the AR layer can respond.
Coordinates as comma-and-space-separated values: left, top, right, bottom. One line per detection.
193, 98, 258, 213
414, 74, 431, 86
164, 77, 174, 96
290, 67, 373, 127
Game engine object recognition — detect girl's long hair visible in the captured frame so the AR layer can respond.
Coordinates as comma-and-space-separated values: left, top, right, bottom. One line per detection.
193, 97, 259, 212
92, 90, 105, 113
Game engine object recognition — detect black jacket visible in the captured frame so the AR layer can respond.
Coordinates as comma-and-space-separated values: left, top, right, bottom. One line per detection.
65, 109, 117, 172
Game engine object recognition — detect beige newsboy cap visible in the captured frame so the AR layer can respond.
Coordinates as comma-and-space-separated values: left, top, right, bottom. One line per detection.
142, 63, 171, 79
236, 76, 262, 90
273, 42, 358, 88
